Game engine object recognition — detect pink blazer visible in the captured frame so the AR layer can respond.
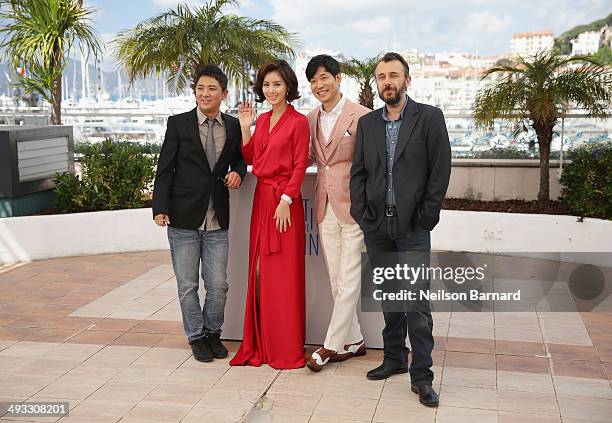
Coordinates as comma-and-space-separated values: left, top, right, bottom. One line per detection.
307, 99, 371, 225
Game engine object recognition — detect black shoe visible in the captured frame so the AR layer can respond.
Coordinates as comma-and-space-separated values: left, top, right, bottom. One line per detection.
191, 339, 213, 362
366, 362, 408, 380
411, 384, 439, 407
206, 333, 228, 359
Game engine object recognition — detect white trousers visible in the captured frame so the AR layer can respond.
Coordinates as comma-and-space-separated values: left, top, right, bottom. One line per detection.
319, 201, 365, 351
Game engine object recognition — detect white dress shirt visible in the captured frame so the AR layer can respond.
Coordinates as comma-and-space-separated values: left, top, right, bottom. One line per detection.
320, 95, 346, 144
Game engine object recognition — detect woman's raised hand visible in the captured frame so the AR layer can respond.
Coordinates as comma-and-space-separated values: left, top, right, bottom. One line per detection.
238, 100, 255, 130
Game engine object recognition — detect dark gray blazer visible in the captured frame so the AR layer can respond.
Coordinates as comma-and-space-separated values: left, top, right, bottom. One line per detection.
350, 96, 451, 233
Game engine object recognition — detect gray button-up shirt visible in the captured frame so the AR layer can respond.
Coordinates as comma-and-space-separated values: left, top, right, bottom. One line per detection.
196, 108, 226, 231
381, 96, 408, 206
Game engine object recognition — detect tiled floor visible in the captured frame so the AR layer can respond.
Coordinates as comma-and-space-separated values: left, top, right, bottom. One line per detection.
0, 251, 611, 422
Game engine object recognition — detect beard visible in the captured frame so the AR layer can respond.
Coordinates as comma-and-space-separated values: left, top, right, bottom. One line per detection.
379, 82, 407, 106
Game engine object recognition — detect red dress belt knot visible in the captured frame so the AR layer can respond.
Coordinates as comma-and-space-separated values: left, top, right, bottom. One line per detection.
257, 177, 290, 256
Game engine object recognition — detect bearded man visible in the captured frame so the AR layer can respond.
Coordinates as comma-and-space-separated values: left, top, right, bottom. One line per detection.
349, 52, 451, 407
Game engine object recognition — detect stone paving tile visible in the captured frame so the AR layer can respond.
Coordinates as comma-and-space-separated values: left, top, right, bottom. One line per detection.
444, 351, 497, 370
438, 385, 498, 410
552, 359, 607, 379
448, 322, 495, 340
445, 337, 496, 354
436, 406, 497, 423
496, 355, 550, 374
11, 358, 82, 378
86, 319, 140, 332
496, 327, 543, 343
64, 330, 121, 346
553, 375, 612, 399
0, 342, 60, 358
110, 332, 165, 348
547, 343, 599, 361
181, 407, 248, 423
495, 340, 547, 357
441, 367, 497, 389
497, 390, 560, 416
0, 374, 59, 397
254, 392, 321, 417
496, 371, 555, 394
373, 398, 436, 423
140, 382, 210, 406
313, 395, 377, 422
83, 380, 155, 405
557, 396, 612, 422
497, 411, 562, 422
120, 402, 192, 422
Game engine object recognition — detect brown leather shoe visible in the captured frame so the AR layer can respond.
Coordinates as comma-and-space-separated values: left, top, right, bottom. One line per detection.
306, 347, 336, 372
330, 340, 366, 362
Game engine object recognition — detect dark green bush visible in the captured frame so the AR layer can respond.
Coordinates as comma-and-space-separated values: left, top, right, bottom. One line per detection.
549, 149, 576, 160
54, 139, 157, 213
471, 146, 531, 159
466, 146, 576, 160
560, 141, 612, 220
75, 141, 162, 155
54, 172, 85, 213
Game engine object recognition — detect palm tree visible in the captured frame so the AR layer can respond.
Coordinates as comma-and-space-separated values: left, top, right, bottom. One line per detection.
113, 0, 298, 93
474, 51, 611, 205
0, 0, 101, 124
341, 56, 379, 109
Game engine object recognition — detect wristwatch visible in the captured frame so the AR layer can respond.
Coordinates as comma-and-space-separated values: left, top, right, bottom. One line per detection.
281, 194, 293, 205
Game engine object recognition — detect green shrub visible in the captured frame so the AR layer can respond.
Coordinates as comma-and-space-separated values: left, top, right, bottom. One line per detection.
472, 146, 531, 159
549, 149, 576, 160
53, 172, 85, 213
560, 141, 612, 220
54, 139, 157, 213
461, 145, 576, 160
75, 141, 161, 155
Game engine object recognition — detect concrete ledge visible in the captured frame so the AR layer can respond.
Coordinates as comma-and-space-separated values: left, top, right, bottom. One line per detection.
433, 210, 612, 267
0, 208, 167, 264
1, 206, 609, 265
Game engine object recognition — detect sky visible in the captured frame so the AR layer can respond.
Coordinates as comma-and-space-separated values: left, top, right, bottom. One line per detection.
88, 0, 611, 70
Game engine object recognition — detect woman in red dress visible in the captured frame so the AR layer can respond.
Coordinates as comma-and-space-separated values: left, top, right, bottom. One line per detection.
230, 59, 309, 369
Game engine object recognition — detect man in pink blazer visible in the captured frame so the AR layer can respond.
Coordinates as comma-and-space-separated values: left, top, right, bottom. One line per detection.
304, 55, 371, 372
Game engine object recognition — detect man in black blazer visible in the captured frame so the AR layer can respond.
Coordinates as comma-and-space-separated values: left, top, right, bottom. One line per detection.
350, 53, 451, 407
152, 65, 247, 363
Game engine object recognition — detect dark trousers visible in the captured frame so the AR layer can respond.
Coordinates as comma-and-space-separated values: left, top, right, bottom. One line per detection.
363, 216, 434, 385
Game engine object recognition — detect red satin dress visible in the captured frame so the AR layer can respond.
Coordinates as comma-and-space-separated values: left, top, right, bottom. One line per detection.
230, 104, 309, 369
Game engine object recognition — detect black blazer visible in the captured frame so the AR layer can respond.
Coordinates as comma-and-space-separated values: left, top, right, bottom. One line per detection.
152, 107, 247, 229
350, 97, 451, 233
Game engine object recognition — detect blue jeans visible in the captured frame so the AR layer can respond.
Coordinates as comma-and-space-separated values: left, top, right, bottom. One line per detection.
167, 227, 229, 344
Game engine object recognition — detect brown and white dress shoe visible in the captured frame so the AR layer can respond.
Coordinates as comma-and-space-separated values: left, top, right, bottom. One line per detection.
306, 347, 336, 372
330, 340, 366, 362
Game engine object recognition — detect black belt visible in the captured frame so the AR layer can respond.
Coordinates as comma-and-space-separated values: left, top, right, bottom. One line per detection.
385, 205, 397, 217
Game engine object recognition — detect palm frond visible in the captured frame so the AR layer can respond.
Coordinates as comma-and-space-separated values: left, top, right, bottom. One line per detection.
341, 56, 380, 85
112, 0, 299, 93
474, 50, 611, 127
0, 0, 101, 123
